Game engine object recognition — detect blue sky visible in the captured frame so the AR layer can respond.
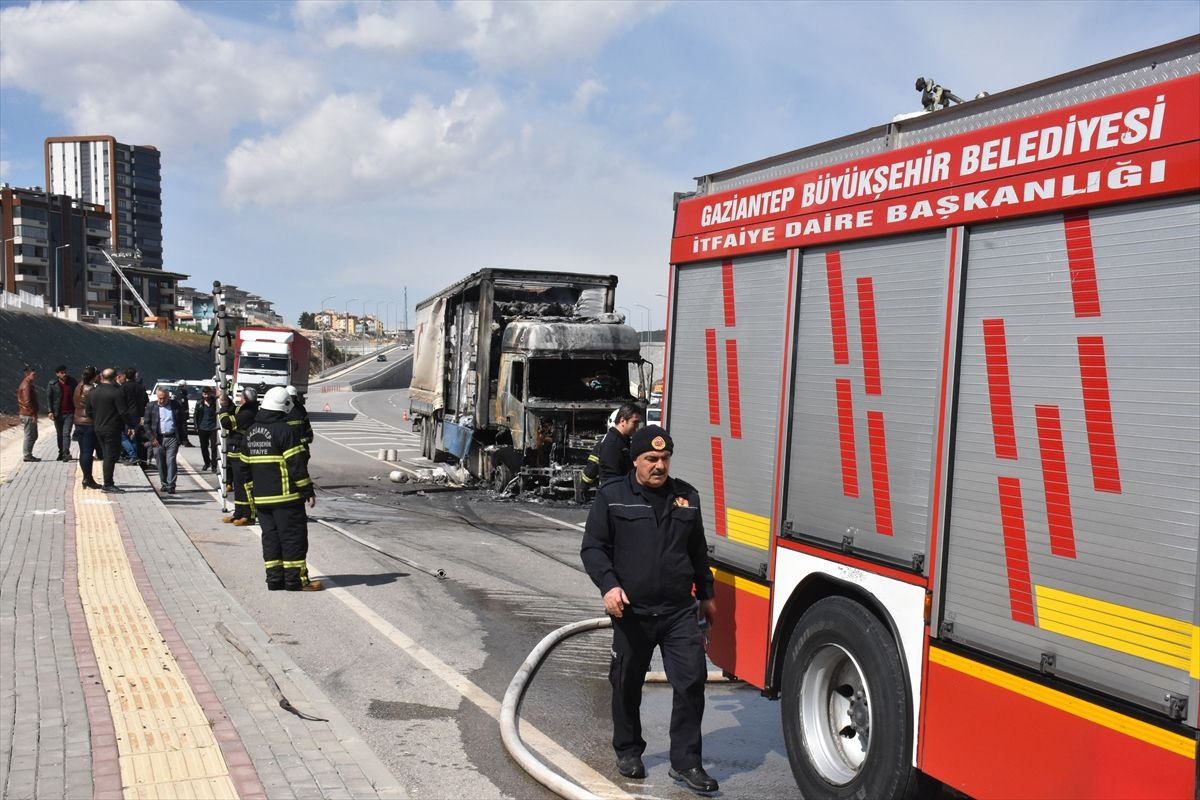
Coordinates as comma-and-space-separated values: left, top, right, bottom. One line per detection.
1, 0, 1197, 328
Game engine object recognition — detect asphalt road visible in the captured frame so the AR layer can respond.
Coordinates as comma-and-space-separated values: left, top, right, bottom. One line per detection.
159, 379, 809, 799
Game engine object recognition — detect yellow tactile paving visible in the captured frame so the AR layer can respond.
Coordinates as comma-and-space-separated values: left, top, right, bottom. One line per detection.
74, 484, 239, 799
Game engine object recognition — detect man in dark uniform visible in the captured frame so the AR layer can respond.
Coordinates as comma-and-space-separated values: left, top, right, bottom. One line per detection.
222, 386, 258, 525
246, 387, 321, 592
580, 426, 718, 794
580, 403, 642, 492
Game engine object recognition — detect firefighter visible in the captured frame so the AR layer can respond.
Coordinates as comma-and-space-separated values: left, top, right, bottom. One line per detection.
285, 384, 313, 451
221, 386, 258, 526
580, 404, 642, 492
246, 387, 321, 592
580, 426, 718, 794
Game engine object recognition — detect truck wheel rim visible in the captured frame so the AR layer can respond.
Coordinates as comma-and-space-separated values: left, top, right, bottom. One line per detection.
799, 643, 870, 784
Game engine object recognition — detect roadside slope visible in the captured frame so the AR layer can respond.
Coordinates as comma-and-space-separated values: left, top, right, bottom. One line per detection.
0, 310, 212, 413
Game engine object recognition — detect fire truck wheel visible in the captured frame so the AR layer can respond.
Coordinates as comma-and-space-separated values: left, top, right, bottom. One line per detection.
781, 596, 919, 800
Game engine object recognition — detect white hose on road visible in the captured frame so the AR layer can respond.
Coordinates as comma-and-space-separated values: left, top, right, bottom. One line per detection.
501, 616, 613, 800
501, 614, 737, 800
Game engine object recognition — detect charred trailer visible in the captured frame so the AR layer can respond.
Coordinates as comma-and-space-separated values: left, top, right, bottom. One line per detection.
408, 269, 650, 496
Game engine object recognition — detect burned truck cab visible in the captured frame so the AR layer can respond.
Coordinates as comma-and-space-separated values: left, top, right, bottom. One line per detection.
493, 317, 645, 494
410, 268, 650, 497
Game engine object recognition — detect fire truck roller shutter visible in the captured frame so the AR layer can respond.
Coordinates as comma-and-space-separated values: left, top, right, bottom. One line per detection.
668, 252, 792, 579
785, 232, 948, 570
943, 195, 1200, 716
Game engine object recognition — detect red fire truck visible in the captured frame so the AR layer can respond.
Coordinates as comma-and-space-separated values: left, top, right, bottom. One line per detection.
662, 37, 1199, 799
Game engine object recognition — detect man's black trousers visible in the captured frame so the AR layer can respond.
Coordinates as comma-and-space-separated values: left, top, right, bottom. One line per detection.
258, 502, 311, 590
230, 457, 254, 520
96, 428, 122, 486
609, 605, 706, 771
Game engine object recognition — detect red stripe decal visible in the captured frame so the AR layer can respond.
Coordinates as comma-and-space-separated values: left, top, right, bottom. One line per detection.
725, 339, 743, 439
982, 318, 1018, 460
835, 378, 859, 498
996, 476, 1035, 625
1077, 336, 1122, 493
722, 259, 736, 327
826, 251, 849, 365
1063, 209, 1101, 318
1034, 405, 1077, 559
710, 436, 727, 536
866, 410, 894, 536
705, 328, 721, 425
857, 276, 882, 395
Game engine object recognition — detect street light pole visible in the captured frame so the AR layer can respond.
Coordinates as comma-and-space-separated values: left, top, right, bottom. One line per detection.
633, 303, 650, 344
320, 294, 336, 370
55, 244, 71, 313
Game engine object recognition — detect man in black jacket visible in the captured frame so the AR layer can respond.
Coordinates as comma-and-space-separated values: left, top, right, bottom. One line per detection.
247, 387, 320, 592
46, 364, 78, 461
580, 426, 718, 793
121, 368, 149, 464
85, 369, 137, 493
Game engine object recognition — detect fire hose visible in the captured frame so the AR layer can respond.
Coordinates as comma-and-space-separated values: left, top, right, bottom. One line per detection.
500, 615, 729, 800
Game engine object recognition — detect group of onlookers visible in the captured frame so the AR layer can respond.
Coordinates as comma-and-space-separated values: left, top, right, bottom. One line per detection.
15, 364, 219, 495
18, 364, 324, 594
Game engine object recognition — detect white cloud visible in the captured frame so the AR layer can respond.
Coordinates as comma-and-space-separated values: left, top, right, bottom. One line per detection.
307, 0, 663, 73
571, 78, 607, 113
0, 159, 10, 181
223, 86, 506, 207
0, 0, 318, 155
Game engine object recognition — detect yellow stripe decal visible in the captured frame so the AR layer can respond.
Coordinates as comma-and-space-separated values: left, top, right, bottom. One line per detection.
710, 567, 770, 599
1034, 585, 1199, 678
930, 647, 1195, 759
725, 507, 770, 550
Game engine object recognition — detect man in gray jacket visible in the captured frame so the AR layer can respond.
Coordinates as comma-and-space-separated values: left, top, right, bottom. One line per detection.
143, 387, 187, 495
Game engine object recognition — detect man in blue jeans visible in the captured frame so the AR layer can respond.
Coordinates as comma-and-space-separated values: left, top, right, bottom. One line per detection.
143, 387, 186, 495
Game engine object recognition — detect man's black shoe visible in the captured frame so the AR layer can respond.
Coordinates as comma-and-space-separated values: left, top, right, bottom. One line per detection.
82, 479, 101, 490
101, 485, 124, 494
267, 582, 285, 591
616, 755, 646, 779
23, 456, 41, 462
669, 767, 719, 794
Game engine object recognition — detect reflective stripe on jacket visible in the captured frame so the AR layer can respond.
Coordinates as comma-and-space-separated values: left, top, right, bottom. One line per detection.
244, 409, 313, 506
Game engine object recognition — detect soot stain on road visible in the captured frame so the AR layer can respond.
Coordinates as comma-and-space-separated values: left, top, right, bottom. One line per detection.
367, 699, 452, 721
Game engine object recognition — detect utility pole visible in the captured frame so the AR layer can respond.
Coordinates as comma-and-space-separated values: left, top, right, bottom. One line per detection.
212, 281, 231, 513
403, 286, 408, 338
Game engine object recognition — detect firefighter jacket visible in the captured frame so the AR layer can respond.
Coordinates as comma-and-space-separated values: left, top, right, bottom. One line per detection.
223, 401, 258, 459
581, 428, 632, 486
244, 409, 314, 507
286, 401, 313, 449
581, 472, 714, 616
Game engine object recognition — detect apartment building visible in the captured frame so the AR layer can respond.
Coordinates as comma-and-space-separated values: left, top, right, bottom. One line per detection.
1, 184, 113, 315
45, 136, 164, 271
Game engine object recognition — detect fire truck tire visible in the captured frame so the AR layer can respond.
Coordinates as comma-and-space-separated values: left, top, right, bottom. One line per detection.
781, 596, 920, 800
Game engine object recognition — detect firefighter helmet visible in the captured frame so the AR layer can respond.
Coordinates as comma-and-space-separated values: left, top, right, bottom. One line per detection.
261, 386, 293, 413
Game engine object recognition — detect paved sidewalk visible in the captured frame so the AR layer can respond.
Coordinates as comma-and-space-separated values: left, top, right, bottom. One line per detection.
0, 429, 407, 800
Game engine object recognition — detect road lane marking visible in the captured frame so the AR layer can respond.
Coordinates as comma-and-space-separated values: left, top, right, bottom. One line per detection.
520, 509, 586, 531
179, 460, 633, 799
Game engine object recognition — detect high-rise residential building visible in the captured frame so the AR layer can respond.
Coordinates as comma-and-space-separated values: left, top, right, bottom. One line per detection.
45, 136, 163, 270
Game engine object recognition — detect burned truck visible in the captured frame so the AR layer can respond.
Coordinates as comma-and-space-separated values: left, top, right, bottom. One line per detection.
408, 268, 651, 497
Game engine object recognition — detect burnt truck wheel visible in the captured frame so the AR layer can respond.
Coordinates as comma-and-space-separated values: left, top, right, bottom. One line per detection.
781, 596, 919, 800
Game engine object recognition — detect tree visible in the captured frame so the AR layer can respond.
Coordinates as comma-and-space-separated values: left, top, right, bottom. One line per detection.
298, 311, 317, 329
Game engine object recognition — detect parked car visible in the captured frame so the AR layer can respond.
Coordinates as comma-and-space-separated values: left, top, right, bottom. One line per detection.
646, 404, 662, 427
377, 354, 388, 362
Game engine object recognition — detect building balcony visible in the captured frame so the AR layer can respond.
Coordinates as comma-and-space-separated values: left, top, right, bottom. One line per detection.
15, 271, 48, 283
14, 253, 48, 266
13, 217, 47, 228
